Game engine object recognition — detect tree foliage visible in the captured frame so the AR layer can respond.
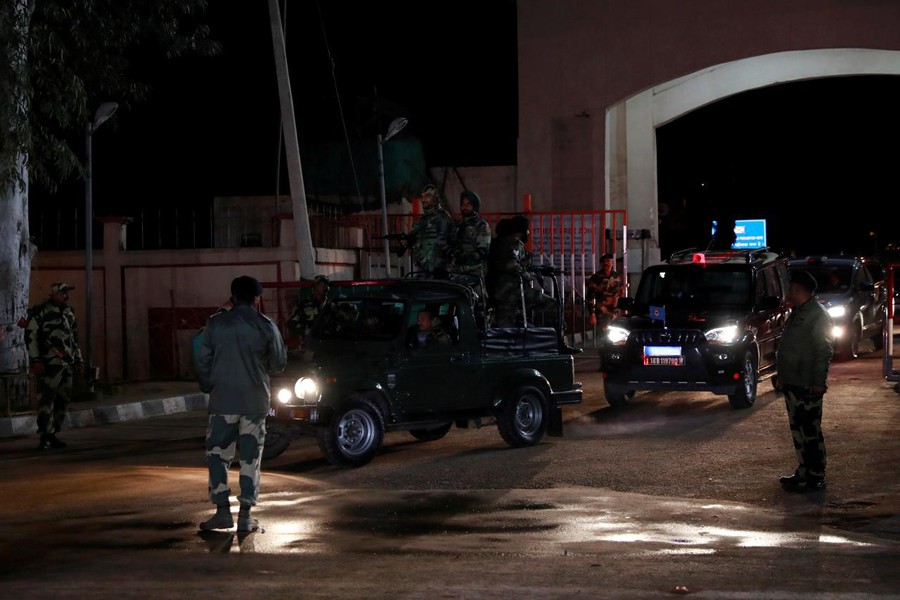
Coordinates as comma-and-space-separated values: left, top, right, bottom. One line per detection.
0, 0, 220, 193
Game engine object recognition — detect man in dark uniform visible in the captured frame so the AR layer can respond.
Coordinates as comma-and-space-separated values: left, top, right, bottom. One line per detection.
26, 282, 84, 450
777, 269, 834, 492
195, 275, 287, 532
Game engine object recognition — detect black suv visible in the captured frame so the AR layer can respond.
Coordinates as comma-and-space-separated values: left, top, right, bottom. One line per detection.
599, 248, 790, 409
787, 255, 886, 360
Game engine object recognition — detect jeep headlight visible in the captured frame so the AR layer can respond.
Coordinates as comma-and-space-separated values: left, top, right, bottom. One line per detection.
706, 325, 739, 344
606, 326, 630, 345
827, 305, 847, 318
294, 377, 318, 399
276, 387, 294, 404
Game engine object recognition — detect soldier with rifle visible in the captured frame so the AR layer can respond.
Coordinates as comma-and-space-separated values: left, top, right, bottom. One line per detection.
25, 282, 85, 450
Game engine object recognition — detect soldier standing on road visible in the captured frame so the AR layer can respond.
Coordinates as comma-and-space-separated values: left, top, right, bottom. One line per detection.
195, 275, 287, 532
402, 184, 456, 278
26, 282, 84, 450
777, 269, 834, 492
586, 253, 622, 331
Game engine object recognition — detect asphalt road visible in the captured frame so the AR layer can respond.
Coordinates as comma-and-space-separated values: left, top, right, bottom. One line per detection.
1, 349, 899, 599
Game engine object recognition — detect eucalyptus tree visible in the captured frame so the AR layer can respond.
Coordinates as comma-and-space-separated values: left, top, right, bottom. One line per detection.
0, 0, 218, 407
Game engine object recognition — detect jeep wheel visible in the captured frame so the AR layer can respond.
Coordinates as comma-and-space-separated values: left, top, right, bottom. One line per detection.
317, 399, 384, 468
263, 421, 292, 460
409, 422, 453, 442
603, 379, 635, 407
497, 384, 549, 447
728, 351, 758, 409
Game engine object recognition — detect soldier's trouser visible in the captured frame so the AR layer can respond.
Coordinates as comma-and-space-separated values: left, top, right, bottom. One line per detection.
783, 386, 826, 479
205, 413, 266, 506
35, 364, 75, 434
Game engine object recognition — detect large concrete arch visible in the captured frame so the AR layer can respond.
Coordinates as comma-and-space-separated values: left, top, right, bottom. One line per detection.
606, 48, 900, 268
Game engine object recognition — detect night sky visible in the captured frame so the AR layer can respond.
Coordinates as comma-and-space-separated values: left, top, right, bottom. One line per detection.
29, 2, 900, 260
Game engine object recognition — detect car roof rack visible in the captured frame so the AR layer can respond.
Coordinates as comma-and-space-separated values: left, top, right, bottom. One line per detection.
668, 247, 774, 265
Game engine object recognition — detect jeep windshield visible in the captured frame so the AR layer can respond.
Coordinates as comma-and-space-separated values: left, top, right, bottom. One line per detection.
635, 265, 751, 309
311, 299, 405, 341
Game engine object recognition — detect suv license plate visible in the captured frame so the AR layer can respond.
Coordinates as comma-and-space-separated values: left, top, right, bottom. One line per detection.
643, 356, 685, 366
643, 346, 684, 366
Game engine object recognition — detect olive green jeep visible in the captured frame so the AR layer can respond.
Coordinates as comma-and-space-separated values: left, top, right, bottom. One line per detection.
265, 278, 582, 468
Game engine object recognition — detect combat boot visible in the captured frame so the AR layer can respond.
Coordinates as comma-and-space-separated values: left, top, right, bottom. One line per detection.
38, 434, 52, 450
237, 503, 260, 533
199, 503, 234, 531
46, 433, 67, 448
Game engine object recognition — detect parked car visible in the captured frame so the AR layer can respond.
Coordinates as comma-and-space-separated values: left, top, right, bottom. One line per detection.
599, 247, 791, 409
264, 277, 583, 467
788, 255, 886, 360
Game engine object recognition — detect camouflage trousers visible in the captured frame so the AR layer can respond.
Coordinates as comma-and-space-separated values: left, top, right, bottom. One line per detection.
205, 413, 266, 506
35, 364, 75, 434
782, 386, 826, 479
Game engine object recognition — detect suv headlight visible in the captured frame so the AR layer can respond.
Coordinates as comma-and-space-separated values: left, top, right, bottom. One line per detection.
276, 387, 294, 403
606, 326, 630, 344
827, 305, 847, 318
705, 325, 739, 344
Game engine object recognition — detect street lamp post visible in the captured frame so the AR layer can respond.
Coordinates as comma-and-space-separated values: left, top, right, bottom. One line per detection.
377, 117, 408, 278
84, 101, 118, 389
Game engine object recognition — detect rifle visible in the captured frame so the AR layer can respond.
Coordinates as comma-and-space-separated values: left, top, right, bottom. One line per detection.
372, 233, 416, 257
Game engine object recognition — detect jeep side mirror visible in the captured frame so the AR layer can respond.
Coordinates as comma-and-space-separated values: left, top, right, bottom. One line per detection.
859, 281, 875, 292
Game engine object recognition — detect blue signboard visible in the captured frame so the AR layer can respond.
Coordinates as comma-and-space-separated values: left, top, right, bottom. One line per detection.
711, 219, 767, 249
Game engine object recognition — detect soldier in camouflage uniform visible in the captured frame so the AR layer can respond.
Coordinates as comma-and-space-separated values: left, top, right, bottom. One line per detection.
487, 216, 556, 327
26, 282, 84, 450
586, 253, 622, 331
403, 184, 456, 278
286, 274, 330, 355
450, 189, 492, 302
776, 269, 834, 492
195, 276, 287, 532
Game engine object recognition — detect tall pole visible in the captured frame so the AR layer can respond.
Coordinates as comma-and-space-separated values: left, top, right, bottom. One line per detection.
268, 0, 316, 279
84, 122, 94, 385
83, 102, 116, 388
377, 133, 391, 277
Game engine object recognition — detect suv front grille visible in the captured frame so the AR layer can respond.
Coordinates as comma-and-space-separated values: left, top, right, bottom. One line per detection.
630, 330, 705, 345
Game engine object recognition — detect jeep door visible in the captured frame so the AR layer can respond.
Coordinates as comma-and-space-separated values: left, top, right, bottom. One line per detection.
393, 301, 471, 417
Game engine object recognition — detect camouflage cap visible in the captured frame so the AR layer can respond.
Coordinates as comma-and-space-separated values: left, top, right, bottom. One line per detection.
50, 282, 75, 294
314, 274, 330, 285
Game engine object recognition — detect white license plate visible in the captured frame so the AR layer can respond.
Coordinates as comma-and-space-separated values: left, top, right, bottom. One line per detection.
643, 346, 684, 366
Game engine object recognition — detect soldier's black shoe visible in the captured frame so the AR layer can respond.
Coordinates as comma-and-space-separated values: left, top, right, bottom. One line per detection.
560, 344, 583, 355
46, 434, 67, 449
779, 473, 805, 489
38, 434, 52, 450
804, 477, 827, 492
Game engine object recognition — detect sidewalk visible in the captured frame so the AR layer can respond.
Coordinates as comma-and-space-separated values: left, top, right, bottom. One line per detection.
0, 354, 602, 439
0, 380, 207, 438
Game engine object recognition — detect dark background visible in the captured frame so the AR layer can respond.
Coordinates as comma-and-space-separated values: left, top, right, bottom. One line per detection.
30, 1, 900, 259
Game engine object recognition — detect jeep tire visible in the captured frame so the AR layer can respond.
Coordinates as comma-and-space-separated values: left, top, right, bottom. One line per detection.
317, 399, 385, 468
497, 384, 549, 447
262, 421, 292, 460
